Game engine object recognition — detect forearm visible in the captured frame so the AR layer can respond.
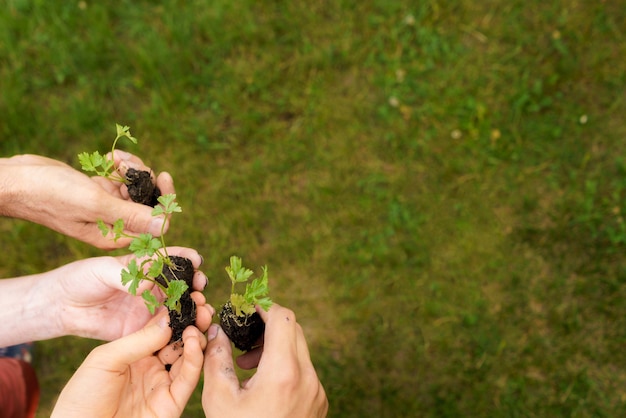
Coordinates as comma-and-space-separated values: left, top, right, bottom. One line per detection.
0, 155, 55, 221
0, 272, 63, 346
0, 157, 26, 217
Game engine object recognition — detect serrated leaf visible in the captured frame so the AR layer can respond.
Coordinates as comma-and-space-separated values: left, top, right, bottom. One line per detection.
141, 290, 159, 315
164, 297, 181, 312
148, 258, 164, 280
129, 234, 162, 257
244, 266, 270, 304
166, 280, 189, 300
111, 219, 126, 240
78, 152, 97, 172
230, 293, 250, 316
101, 158, 115, 173
97, 220, 110, 237
115, 123, 138, 144
164, 280, 188, 313
151, 206, 165, 216
227, 257, 272, 315
226, 256, 254, 284
121, 260, 141, 295
256, 297, 273, 311
155, 194, 181, 215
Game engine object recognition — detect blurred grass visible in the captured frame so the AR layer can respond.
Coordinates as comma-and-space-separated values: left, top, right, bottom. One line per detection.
1, 0, 625, 416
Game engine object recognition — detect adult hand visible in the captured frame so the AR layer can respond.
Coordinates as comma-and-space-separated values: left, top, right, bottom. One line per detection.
0, 247, 212, 347
51, 311, 207, 418
0, 152, 174, 249
202, 303, 328, 418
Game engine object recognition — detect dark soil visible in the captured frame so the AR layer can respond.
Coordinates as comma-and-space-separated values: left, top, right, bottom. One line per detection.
219, 301, 265, 352
125, 167, 161, 207
159, 255, 197, 343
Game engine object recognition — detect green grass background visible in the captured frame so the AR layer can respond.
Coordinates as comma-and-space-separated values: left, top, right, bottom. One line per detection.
1, 0, 625, 416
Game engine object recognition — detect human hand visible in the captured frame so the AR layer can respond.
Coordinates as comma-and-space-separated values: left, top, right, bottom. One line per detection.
53, 247, 213, 341
202, 303, 328, 418
0, 152, 174, 249
51, 311, 207, 418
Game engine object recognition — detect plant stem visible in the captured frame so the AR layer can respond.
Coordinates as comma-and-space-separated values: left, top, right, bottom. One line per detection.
159, 216, 170, 259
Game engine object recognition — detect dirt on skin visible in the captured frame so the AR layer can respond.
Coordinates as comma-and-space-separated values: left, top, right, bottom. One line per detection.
219, 301, 265, 352
125, 167, 161, 207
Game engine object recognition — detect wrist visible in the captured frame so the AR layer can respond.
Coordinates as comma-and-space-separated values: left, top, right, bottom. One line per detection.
0, 158, 31, 218
0, 272, 63, 346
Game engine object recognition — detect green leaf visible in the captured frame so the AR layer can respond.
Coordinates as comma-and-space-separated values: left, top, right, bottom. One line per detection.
166, 279, 189, 300
141, 290, 159, 315
256, 297, 273, 312
116, 123, 138, 144
78, 151, 114, 177
97, 220, 110, 237
78, 152, 98, 172
129, 234, 162, 257
227, 258, 273, 315
164, 280, 189, 312
226, 256, 254, 284
111, 219, 126, 240
244, 266, 271, 306
121, 260, 142, 295
148, 258, 164, 281
155, 194, 182, 215
230, 293, 254, 316
151, 206, 165, 217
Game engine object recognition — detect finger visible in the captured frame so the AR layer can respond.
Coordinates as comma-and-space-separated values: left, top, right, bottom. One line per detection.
256, 303, 299, 366
90, 176, 124, 198
169, 327, 206, 406
254, 304, 307, 384
158, 339, 185, 366
87, 311, 171, 370
236, 346, 262, 370
193, 270, 209, 291
2, 154, 67, 167
98, 197, 167, 237
163, 247, 204, 269
156, 171, 176, 196
111, 150, 150, 176
191, 297, 214, 333
203, 324, 240, 398
93, 256, 139, 292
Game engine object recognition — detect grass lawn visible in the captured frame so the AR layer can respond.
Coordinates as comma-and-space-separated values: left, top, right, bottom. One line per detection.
1, 0, 625, 416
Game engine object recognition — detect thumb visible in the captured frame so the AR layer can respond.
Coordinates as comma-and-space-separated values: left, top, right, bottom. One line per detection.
89, 312, 172, 370
202, 325, 240, 401
101, 198, 167, 237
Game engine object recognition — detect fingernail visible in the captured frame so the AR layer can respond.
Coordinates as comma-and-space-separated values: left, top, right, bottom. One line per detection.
116, 150, 132, 161
157, 313, 169, 329
199, 254, 205, 266
149, 217, 164, 236
208, 324, 219, 341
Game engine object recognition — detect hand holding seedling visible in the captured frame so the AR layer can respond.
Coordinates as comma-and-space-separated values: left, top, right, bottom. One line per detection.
0, 248, 212, 347
52, 311, 207, 418
98, 193, 202, 342
0, 152, 174, 250
218, 256, 273, 351
79, 123, 171, 207
203, 304, 329, 418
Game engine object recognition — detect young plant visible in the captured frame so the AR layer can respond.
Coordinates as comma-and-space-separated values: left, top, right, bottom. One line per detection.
78, 123, 161, 206
99, 194, 196, 342
78, 123, 137, 181
219, 256, 273, 352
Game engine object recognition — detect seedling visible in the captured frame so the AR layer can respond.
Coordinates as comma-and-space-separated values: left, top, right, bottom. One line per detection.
219, 256, 273, 351
78, 123, 137, 181
99, 193, 196, 342
78, 123, 161, 206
